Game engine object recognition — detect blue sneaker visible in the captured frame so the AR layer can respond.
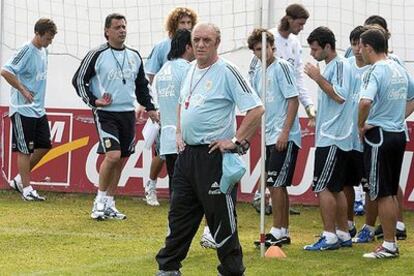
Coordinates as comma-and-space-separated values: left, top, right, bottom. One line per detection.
304, 236, 340, 251
354, 200, 365, 216
352, 226, 374, 243
339, 238, 352, 247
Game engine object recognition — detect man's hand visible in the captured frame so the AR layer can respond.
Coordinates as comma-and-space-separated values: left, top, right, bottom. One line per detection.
305, 104, 316, 128
20, 88, 34, 103
147, 110, 159, 123
176, 131, 186, 152
208, 139, 236, 153
276, 131, 289, 152
95, 92, 112, 107
304, 62, 321, 82
135, 105, 146, 124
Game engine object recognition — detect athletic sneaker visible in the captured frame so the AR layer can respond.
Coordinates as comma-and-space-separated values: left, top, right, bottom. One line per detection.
304, 236, 340, 251
9, 179, 23, 194
289, 207, 301, 215
354, 200, 365, 216
156, 270, 182, 276
144, 181, 160, 206
22, 190, 46, 201
363, 245, 399, 259
375, 225, 407, 240
254, 233, 291, 247
200, 232, 217, 249
91, 198, 106, 220
252, 197, 272, 215
339, 238, 352, 247
104, 205, 127, 220
352, 226, 375, 243
349, 225, 357, 238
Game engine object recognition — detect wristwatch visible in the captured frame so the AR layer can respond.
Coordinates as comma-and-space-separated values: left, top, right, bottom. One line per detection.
231, 137, 240, 146
231, 137, 249, 155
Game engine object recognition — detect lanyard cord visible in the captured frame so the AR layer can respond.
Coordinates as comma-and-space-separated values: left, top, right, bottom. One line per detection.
110, 48, 127, 84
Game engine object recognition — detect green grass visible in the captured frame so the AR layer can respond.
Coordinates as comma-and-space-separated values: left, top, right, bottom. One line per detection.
0, 190, 413, 275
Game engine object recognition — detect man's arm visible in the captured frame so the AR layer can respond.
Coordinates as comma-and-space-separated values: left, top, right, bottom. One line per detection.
406, 99, 414, 119
176, 104, 186, 152
135, 57, 159, 122
304, 62, 345, 104
1, 69, 33, 103
358, 98, 372, 140
276, 97, 299, 151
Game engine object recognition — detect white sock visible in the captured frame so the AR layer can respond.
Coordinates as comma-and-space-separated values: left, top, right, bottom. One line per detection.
281, 227, 289, 237
354, 185, 363, 202
382, 241, 397, 251
106, 196, 114, 207
322, 231, 338, 244
145, 179, 157, 189
348, 220, 355, 230
14, 174, 22, 184
23, 185, 33, 196
270, 227, 282, 239
96, 190, 107, 200
362, 224, 375, 233
396, 221, 405, 231
336, 229, 351, 241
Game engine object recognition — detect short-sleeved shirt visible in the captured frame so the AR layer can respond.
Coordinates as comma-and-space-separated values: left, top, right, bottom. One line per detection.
315, 56, 353, 151
251, 58, 301, 147
2, 42, 48, 118
180, 58, 262, 145
360, 59, 414, 132
154, 58, 191, 155
347, 56, 370, 151
145, 38, 171, 75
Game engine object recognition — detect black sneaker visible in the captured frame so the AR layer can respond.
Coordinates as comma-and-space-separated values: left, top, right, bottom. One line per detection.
254, 233, 291, 247
375, 225, 407, 240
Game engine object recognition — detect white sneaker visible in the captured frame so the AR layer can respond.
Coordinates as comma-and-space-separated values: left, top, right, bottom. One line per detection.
104, 204, 127, 220
22, 190, 46, 201
200, 231, 217, 249
9, 179, 23, 194
91, 198, 106, 220
144, 180, 160, 206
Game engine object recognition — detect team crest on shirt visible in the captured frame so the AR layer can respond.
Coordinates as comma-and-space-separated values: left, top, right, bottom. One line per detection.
205, 80, 213, 91
104, 138, 111, 149
28, 141, 34, 150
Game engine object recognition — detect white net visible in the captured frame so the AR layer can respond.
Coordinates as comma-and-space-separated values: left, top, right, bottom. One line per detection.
271, 0, 414, 64
0, 0, 258, 60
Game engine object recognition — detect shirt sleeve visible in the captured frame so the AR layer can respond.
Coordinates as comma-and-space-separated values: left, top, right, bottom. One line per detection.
277, 61, 298, 99
225, 63, 262, 113
294, 41, 313, 107
329, 60, 350, 101
359, 67, 378, 101
2, 45, 31, 76
406, 70, 414, 101
145, 43, 164, 75
136, 55, 156, 111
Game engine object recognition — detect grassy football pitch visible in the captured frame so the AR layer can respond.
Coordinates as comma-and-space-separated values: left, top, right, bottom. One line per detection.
1, 190, 413, 275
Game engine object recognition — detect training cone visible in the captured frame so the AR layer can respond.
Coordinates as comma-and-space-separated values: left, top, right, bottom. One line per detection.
265, 245, 286, 258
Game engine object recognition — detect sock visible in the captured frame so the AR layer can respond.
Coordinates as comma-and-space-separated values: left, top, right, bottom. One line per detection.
336, 229, 351, 241
363, 224, 375, 234
268, 198, 272, 207
270, 227, 282, 239
322, 231, 338, 244
253, 191, 261, 200
14, 174, 22, 184
145, 179, 157, 190
396, 221, 405, 231
348, 220, 355, 230
382, 241, 397, 251
354, 185, 363, 202
281, 227, 289, 237
23, 185, 33, 196
106, 196, 114, 207
96, 190, 107, 200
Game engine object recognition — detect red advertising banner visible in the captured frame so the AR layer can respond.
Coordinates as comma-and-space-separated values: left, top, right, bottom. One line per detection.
1, 107, 414, 209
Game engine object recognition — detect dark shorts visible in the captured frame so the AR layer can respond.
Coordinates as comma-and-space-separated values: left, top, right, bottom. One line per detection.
265, 142, 299, 188
313, 145, 348, 193
363, 127, 406, 200
343, 150, 365, 187
11, 113, 51, 154
93, 110, 136, 158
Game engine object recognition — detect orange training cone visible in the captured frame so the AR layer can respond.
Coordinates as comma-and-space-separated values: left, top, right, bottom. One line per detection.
265, 245, 286, 258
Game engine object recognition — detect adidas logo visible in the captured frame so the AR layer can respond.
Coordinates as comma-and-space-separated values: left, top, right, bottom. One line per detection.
208, 182, 221, 195
267, 177, 274, 183
211, 182, 219, 188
